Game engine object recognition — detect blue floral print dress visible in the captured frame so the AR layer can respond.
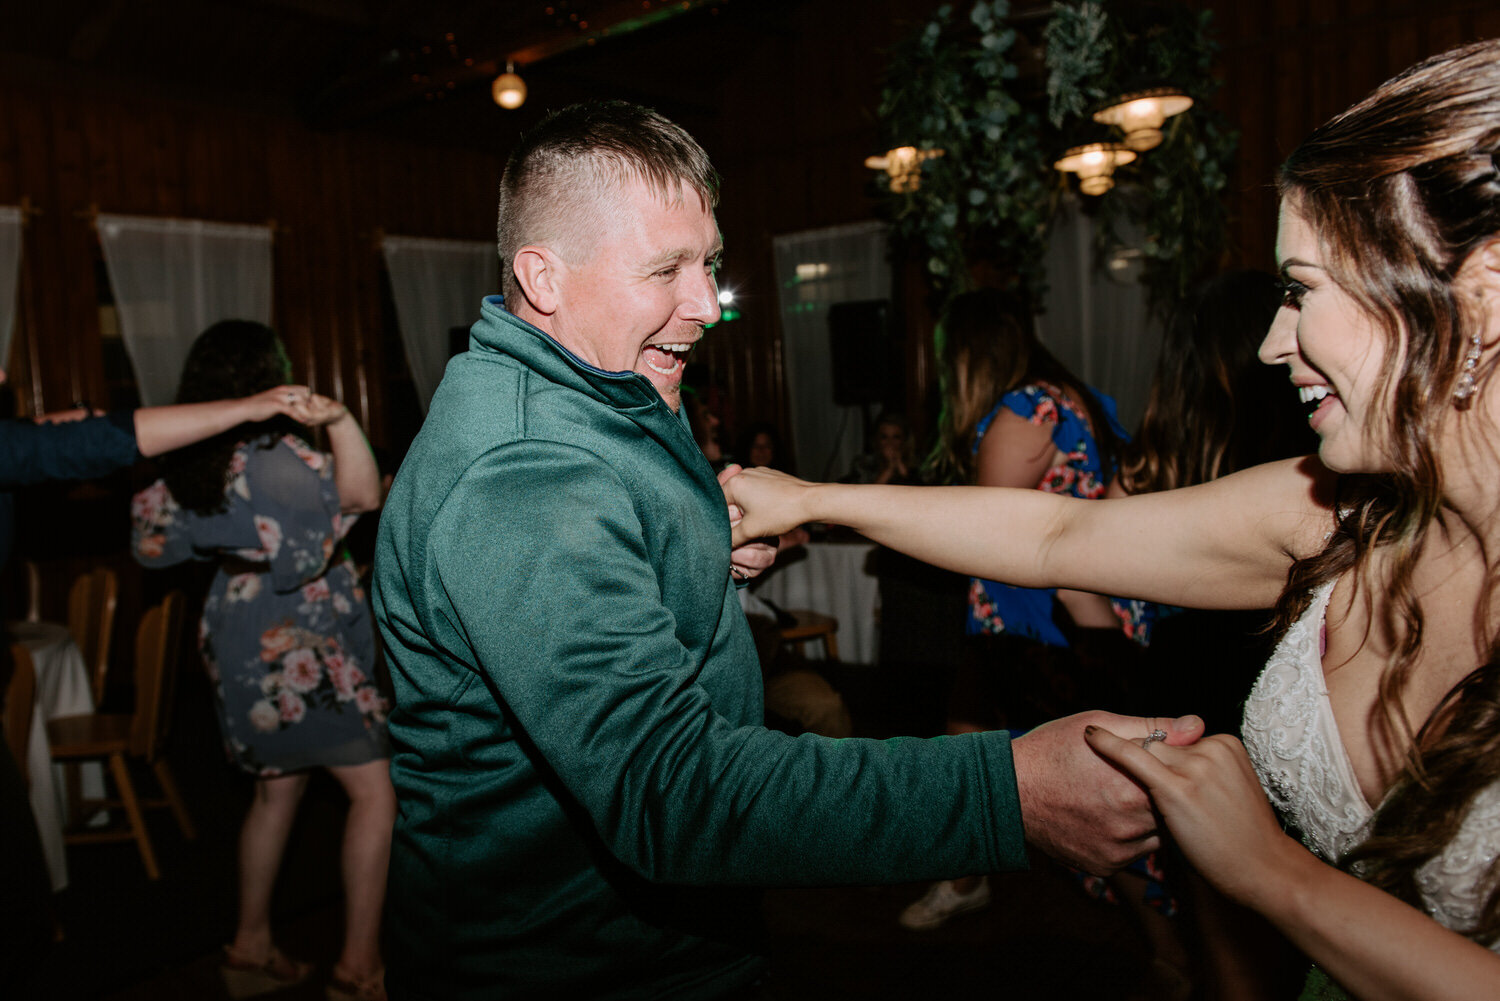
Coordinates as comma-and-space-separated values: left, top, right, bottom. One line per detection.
966, 381, 1127, 646
132, 433, 389, 776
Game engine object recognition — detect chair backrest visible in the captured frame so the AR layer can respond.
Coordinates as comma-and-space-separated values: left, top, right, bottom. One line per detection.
3, 643, 37, 776
129, 591, 185, 761
68, 567, 119, 706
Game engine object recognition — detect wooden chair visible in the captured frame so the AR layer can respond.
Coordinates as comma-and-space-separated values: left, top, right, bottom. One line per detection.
3, 643, 37, 777
778, 610, 841, 662
67, 567, 119, 707
46, 591, 196, 880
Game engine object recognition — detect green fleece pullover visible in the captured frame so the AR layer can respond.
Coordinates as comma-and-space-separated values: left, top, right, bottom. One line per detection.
372, 296, 1027, 1000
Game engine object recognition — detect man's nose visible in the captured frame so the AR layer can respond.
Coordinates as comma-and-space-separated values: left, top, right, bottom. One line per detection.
680, 268, 721, 326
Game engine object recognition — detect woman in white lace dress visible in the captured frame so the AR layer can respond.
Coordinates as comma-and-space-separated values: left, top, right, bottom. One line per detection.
724, 40, 1500, 1001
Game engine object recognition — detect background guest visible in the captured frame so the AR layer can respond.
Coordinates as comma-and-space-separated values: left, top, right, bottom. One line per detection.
901, 287, 1131, 931
842, 410, 918, 485
0, 369, 316, 992
131, 321, 391, 1001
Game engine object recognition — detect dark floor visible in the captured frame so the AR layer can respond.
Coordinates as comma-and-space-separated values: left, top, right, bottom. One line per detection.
20, 665, 1174, 1001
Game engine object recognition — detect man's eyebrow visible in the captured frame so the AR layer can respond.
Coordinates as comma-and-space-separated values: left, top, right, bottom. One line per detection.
643, 242, 724, 269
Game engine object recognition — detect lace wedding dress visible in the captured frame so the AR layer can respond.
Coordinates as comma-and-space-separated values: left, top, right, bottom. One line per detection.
1241, 580, 1500, 945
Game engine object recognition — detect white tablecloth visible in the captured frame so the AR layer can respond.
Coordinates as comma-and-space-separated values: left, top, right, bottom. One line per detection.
750, 541, 880, 664
13, 620, 105, 891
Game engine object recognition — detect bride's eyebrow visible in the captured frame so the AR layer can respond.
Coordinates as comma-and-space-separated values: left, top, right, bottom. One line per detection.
1279, 257, 1322, 274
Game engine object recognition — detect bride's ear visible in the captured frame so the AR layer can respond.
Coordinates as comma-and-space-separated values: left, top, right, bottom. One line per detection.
1465, 238, 1500, 346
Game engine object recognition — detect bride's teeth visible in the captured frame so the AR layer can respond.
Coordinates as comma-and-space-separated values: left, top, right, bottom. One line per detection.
1298, 385, 1331, 404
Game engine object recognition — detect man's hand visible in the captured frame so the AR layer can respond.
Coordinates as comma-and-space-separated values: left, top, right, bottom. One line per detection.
718, 464, 778, 582
1012, 710, 1204, 875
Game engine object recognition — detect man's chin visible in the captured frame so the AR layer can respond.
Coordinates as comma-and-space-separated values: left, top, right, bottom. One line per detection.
640, 369, 683, 412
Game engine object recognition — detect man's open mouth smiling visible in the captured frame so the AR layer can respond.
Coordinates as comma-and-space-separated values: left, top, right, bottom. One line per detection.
643, 342, 694, 375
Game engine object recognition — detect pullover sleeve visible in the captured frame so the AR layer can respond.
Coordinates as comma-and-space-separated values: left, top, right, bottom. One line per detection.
426, 440, 1027, 887
0, 412, 139, 487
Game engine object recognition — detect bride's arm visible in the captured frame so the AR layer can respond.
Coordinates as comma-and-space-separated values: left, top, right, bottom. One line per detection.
1087, 729, 1500, 1001
727, 455, 1335, 612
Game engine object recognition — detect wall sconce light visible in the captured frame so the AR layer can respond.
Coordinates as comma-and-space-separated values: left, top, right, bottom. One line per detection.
492, 60, 527, 109
1054, 142, 1136, 196
1092, 88, 1193, 152
864, 146, 944, 193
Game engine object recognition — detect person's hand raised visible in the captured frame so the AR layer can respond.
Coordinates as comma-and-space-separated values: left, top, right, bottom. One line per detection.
290, 392, 351, 428
240, 385, 314, 423
1012, 710, 1204, 875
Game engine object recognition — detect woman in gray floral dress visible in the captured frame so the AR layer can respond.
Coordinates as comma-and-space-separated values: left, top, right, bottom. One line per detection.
132, 321, 391, 1001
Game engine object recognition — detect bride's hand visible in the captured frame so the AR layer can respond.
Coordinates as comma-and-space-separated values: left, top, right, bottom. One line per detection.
1084, 727, 1304, 909
721, 465, 817, 546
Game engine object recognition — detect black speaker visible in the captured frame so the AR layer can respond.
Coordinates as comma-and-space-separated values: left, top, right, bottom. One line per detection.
828, 299, 895, 406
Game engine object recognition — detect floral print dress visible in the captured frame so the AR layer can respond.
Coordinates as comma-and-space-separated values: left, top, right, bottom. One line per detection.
966, 381, 1127, 646
132, 433, 389, 776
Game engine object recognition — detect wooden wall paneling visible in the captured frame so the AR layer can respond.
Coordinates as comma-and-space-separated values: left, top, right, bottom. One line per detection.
149, 105, 185, 218
326, 134, 360, 415
179, 109, 223, 221
345, 132, 384, 438
42, 90, 103, 412
266, 122, 317, 395
0, 89, 20, 204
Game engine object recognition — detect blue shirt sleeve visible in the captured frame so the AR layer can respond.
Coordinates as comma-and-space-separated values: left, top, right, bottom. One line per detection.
0, 411, 139, 488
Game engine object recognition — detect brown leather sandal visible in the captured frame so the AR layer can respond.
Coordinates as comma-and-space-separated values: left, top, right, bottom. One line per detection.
220, 944, 314, 998
325, 965, 387, 1001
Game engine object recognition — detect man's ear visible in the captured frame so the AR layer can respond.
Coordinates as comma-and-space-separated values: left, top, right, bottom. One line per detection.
513, 245, 562, 316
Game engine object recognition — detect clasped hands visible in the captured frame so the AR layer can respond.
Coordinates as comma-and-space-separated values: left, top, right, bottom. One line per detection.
715, 464, 1279, 878
246, 385, 351, 428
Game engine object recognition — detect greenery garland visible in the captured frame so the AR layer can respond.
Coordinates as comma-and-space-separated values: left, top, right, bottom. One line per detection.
875, 0, 1054, 307
872, 0, 1238, 319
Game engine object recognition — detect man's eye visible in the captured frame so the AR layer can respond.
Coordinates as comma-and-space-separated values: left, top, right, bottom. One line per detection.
656, 267, 679, 279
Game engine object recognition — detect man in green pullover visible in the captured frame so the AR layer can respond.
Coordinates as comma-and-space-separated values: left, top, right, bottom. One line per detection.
372, 101, 1200, 1001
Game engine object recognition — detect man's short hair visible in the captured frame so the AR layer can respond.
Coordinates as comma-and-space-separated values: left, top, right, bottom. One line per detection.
496, 101, 721, 303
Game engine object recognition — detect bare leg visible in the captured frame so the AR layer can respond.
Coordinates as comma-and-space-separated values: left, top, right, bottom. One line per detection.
229, 773, 309, 960
327, 758, 396, 985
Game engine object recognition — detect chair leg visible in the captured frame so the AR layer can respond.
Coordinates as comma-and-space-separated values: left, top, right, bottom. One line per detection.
152, 758, 197, 841
107, 753, 160, 880
824, 632, 840, 662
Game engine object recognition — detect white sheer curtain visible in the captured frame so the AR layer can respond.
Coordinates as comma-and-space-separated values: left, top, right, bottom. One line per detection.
1036, 196, 1161, 431
381, 236, 498, 410
0, 206, 22, 370
97, 214, 273, 405
771, 221, 891, 480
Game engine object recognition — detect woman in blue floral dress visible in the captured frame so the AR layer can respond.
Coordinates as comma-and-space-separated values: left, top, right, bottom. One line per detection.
132, 321, 391, 1001
900, 288, 1132, 932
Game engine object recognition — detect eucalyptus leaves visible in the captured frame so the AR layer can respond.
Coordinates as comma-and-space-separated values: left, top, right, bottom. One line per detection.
873, 0, 1237, 318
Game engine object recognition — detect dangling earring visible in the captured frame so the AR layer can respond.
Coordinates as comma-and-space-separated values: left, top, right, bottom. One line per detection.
1454, 328, 1483, 408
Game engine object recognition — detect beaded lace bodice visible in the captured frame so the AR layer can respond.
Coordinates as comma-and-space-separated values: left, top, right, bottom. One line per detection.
1242, 581, 1500, 943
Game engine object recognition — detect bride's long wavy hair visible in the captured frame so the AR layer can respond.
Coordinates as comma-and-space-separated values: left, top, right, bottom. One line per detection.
1269, 38, 1500, 943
